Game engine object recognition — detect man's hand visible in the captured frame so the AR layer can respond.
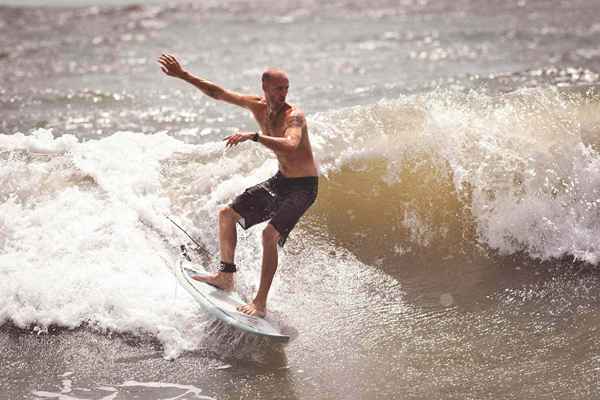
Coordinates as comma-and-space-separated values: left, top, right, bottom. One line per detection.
158, 54, 186, 78
224, 132, 255, 148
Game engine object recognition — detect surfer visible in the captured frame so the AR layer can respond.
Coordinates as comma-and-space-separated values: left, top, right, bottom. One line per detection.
159, 54, 319, 318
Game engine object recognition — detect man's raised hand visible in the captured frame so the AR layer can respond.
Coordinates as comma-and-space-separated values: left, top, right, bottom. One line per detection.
158, 54, 185, 78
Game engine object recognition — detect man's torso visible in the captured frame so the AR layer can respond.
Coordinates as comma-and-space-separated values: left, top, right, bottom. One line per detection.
252, 101, 318, 178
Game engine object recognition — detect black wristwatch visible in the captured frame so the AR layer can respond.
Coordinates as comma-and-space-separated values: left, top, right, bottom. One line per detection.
252, 132, 260, 142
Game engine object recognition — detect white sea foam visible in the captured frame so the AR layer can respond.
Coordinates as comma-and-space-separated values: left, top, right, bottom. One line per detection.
31, 379, 214, 400
0, 130, 217, 357
0, 129, 79, 154
0, 128, 304, 356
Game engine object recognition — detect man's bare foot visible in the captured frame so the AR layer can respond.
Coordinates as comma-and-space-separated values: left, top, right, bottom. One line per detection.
192, 272, 234, 291
237, 301, 266, 318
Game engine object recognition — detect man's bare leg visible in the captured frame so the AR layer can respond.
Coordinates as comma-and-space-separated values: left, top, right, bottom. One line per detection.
192, 206, 240, 291
237, 224, 280, 317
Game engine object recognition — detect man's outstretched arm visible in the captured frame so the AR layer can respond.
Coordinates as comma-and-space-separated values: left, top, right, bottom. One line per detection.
158, 53, 260, 110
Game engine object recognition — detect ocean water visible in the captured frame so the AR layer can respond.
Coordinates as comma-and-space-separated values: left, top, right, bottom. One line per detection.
1, 0, 600, 399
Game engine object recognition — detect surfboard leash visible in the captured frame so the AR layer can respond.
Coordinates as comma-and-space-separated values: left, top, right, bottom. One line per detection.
165, 215, 203, 250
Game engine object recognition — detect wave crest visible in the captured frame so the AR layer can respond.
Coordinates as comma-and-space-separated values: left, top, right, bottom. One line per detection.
310, 87, 600, 265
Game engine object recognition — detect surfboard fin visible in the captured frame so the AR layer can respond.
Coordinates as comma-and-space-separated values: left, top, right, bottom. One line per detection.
180, 244, 192, 262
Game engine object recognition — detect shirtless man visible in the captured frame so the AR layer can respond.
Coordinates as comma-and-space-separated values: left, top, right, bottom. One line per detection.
159, 54, 318, 318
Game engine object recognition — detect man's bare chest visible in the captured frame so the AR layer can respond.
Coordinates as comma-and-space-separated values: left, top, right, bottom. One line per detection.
257, 111, 288, 137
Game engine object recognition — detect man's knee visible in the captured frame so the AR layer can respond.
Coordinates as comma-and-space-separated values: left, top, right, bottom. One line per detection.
219, 206, 240, 222
262, 224, 281, 246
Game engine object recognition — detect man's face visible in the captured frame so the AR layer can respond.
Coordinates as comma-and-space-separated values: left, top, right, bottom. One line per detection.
263, 76, 289, 109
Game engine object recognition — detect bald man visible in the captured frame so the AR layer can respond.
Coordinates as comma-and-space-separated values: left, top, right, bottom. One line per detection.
159, 54, 318, 318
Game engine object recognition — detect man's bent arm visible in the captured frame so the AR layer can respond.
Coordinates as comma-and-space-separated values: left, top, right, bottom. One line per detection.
257, 113, 304, 154
257, 129, 302, 154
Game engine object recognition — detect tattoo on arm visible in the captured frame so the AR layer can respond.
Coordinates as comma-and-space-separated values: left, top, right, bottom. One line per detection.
183, 73, 259, 109
204, 86, 222, 99
196, 79, 223, 99
288, 114, 305, 128
182, 74, 223, 100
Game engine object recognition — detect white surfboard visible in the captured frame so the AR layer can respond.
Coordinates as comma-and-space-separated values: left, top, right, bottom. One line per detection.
175, 258, 290, 341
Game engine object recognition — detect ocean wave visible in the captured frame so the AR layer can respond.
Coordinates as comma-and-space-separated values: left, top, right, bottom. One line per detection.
0, 84, 599, 351
310, 86, 600, 265
2, 86, 599, 268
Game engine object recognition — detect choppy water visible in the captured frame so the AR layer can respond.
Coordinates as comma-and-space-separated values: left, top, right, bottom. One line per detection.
1, 1, 600, 399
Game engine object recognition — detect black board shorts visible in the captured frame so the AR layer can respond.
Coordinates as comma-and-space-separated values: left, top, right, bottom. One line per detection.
230, 171, 318, 247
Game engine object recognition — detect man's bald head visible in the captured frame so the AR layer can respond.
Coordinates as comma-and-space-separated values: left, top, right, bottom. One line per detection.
262, 68, 289, 84
262, 68, 289, 110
